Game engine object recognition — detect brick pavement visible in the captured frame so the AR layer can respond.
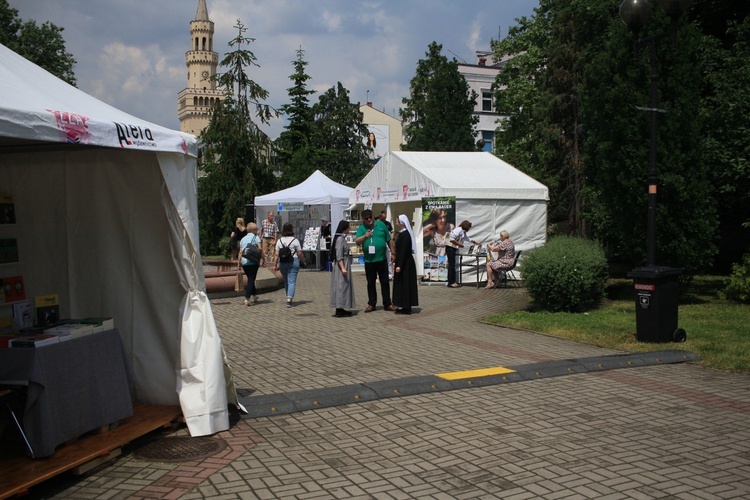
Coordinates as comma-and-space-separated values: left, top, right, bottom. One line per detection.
50, 270, 750, 499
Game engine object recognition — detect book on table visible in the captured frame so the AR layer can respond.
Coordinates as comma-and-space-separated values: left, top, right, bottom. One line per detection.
45, 322, 95, 340
79, 316, 115, 333
0, 333, 24, 348
34, 294, 60, 327
9, 334, 60, 348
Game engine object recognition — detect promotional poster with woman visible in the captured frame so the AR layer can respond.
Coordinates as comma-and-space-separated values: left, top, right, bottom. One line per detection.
421, 197, 455, 282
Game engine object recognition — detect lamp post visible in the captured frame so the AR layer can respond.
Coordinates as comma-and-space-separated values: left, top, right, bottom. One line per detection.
621, 0, 691, 343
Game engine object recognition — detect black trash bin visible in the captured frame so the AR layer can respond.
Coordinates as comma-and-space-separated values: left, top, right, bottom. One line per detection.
627, 266, 686, 343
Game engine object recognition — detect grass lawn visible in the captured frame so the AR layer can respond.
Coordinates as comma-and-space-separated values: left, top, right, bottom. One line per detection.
484, 276, 750, 373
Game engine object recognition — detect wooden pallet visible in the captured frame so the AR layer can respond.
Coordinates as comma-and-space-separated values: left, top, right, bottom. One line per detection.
0, 403, 182, 499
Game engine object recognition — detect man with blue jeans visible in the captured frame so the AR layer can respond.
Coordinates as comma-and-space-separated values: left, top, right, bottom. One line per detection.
355, 209, 396, 312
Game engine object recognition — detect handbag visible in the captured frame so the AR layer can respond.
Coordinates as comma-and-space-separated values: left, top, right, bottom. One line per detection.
242, 244, 262, 264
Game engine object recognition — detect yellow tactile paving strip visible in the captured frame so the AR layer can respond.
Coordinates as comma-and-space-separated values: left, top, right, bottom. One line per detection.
436, 366, 516, 380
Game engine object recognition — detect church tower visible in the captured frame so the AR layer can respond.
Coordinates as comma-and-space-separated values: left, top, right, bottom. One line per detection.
177, 0, 221, 137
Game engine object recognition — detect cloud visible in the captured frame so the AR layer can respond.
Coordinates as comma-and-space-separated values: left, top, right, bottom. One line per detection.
8, 0, 538, 138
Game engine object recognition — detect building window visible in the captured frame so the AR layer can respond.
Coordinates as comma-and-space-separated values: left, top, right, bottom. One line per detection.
482, 90, 493, 112
481, 131, 494, 152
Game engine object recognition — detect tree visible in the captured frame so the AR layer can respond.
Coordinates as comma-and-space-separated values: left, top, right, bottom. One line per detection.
400, 42, 478, 151
492, 0, 613, 236
698, 17, 750, 271
492, 0, 718, 274
580, 6, 716, 274
311, 82, 371, 186
0, 0, 76, 85
275, 48, 317, 188
197, 20, 276, 256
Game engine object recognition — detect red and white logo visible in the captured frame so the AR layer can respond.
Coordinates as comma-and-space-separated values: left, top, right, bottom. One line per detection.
47, 109, 91, 144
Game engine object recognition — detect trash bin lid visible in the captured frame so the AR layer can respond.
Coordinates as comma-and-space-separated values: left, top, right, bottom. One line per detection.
627, 266, 683, 279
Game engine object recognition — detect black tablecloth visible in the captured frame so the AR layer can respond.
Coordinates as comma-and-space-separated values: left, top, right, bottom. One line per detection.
0, 329, 134, 458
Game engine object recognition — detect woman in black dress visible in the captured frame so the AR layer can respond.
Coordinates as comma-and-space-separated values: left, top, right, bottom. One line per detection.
392, 214, 419, 314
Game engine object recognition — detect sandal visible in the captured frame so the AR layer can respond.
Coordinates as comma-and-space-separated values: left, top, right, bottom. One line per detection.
450, 283, 461, 288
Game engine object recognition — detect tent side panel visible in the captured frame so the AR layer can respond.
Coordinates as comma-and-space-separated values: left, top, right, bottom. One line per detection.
2, 149, 182, 405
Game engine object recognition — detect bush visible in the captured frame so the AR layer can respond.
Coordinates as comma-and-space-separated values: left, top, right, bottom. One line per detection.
723, 253, 750, 304
219, 236, 232, 258
521, 236, 608, 312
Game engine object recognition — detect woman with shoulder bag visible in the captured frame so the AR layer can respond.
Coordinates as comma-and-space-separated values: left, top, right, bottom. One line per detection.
274, 222, 306, 308
238, 222, 262, 306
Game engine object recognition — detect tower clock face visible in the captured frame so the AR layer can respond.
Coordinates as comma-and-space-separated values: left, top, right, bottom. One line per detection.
202, 71, 209, 79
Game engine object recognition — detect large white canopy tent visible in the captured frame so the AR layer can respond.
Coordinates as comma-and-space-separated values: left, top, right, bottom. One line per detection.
255, 170, 353, 243
0, 43, 230, 436
350, 151, 549, 276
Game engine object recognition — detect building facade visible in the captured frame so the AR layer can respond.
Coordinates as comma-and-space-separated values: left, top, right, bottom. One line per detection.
177, 0, 222, 137
457, 51, 509, 153
360, 102, 404, 160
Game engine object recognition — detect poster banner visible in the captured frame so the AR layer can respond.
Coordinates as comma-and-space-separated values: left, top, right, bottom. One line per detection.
421, 197, 456, 282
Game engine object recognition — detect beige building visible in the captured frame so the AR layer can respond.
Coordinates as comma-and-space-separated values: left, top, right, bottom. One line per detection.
457, 51, 510, 153
177, 0, 222, 137
359, 102, 403, 159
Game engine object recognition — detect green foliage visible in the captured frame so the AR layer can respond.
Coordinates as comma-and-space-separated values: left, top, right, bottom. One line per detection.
581, 8, 717, 274
0, 0, 76, 85
275, 48, 318, 187
723, 253, 750, 303
219, 236, 232, 259
521, 236, 608, 312
197, 20, 276, 256
698, 18, 750, 268
400, 42, 479, 151
493, 0, 721, 273
492, 0, 614, 234
310, 82, 371, 186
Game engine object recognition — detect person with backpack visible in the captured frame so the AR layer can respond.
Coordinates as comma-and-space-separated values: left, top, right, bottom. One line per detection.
238, 222, 262, 306
274, 222, 306, 308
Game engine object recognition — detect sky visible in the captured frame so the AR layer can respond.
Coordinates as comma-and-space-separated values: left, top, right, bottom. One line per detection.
9, 0, 539, 140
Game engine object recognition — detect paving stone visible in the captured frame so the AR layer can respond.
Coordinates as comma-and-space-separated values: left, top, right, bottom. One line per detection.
32, 271, 750, 499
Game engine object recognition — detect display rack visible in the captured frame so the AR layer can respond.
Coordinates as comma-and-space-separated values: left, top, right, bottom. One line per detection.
0, 194, 28, 330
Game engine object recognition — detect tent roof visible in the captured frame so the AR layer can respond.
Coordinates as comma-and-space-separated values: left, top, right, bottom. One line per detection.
351, 151, 548, 203
0, 43, 197, 156
255, 170, 353, 206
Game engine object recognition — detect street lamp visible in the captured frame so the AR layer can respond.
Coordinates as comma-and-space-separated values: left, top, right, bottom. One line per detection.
620, 0, 691, 343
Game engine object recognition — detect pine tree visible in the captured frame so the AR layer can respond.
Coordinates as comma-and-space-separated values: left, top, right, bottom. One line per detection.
311, 82, 371, 186
197, 20, 276, 256
400, 42, 478, 151
275, 48, 317, 187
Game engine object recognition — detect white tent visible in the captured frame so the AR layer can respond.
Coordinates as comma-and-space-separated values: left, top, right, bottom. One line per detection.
350, 151, 548, 275
255, 170, 353, 239
0, 43, 229, 436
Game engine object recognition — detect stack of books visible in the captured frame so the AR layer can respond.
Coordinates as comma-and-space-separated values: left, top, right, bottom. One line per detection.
9, 334, 60, 348
44, 322, 94, 341
0, 333, 22, 348
79, 317, 115, 333
43, 317, 114, 340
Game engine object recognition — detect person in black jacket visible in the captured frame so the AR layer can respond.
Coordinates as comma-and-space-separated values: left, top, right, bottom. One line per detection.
320, 216, 332, 270
392, 214, 419, 314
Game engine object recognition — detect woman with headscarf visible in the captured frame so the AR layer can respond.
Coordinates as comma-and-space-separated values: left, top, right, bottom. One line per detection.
392, 214, 419, 315
329, 220, 356, 317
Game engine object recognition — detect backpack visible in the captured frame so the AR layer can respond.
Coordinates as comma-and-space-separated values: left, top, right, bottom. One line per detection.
278, 239, 294, 263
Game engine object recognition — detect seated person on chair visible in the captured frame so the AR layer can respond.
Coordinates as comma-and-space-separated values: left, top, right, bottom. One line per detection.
485, 230, 515, 288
